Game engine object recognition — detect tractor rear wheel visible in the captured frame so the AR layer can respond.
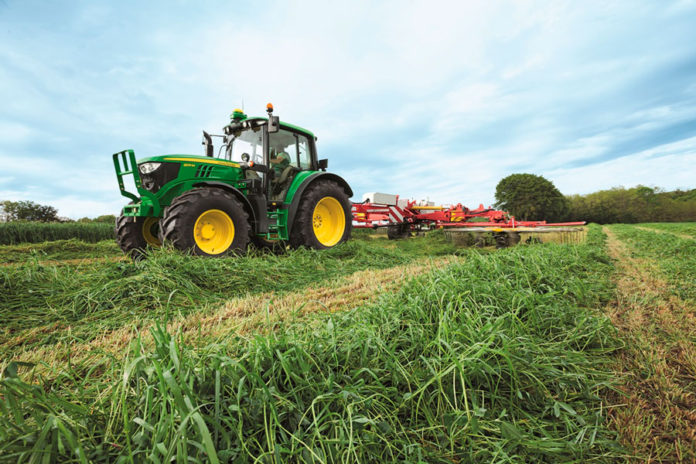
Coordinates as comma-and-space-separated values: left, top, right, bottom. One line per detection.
115, 214, 161, 259
160, 188, 250, 256
289, 180, 352, 249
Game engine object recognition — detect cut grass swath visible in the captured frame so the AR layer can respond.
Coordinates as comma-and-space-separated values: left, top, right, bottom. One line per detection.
0, 239, 120, 264
0, 234, 460, 358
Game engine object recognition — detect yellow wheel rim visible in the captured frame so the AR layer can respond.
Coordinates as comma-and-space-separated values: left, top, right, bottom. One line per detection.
142, 217, 161, 247
312, 197, 345, 247
193, 209, 235, 255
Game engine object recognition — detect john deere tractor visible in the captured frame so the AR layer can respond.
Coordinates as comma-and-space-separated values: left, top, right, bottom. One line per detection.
113, 104, 353, 258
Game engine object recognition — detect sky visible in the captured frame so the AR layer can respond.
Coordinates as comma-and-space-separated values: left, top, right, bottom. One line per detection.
1, 0, 695, 218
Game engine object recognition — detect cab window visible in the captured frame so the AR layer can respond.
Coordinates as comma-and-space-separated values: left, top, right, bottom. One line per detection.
269, 129, 312, 170
222, 126, 263, 164
297, 136, 311, 170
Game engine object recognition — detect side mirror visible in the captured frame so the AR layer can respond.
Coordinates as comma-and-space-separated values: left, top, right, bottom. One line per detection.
266, 103, 280, 133
268, 115, 280, 133
317, 159, 328, 171
202, 131, 213, 157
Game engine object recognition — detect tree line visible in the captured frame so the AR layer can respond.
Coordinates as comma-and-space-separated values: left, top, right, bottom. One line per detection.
495, 174, 696, 224
0, 200, 115, 224
3, 176, 696, 226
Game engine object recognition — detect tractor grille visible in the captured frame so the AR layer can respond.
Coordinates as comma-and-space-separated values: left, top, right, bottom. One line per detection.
140, 162, 180, 193
195, 164, 215, 178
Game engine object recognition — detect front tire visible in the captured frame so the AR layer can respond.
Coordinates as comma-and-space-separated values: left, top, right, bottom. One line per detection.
289, 180, 352, 249
115, 214, 161, 259
160, 188, 250, 256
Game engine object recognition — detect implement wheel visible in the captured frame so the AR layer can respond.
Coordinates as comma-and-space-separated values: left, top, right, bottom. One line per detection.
494, 232, 510, 249
290, 180, 352, 249
161, 188, 250, 256
115, 213, 161, 259
387, 223, 410, 240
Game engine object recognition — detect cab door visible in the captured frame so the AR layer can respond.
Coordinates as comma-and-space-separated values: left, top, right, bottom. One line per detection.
268, 128, 315, 201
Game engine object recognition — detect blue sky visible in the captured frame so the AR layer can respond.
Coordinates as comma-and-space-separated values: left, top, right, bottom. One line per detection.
1, 0, 695, 218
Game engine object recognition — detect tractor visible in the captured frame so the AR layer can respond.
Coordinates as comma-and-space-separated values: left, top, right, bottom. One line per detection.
112, 104, 353, 258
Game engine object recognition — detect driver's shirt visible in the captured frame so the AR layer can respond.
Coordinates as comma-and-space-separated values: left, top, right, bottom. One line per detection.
272, 151, 291, 177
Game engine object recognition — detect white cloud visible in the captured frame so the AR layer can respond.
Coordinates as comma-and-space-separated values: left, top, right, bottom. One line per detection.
0, 121, 33, 143
548, 136, 696, 195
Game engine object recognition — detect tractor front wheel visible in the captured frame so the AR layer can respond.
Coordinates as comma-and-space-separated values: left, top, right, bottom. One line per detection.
290, 180, 352, 249
115, 214, 161, 259
161, 188, 250, 256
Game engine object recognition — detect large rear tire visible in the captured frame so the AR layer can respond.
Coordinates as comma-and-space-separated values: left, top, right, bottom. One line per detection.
289, 180, 352, 249
115, 214, 161, 260
160, 188, 250, 256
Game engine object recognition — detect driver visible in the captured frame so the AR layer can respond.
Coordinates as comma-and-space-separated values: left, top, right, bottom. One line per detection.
270, 148, 291, 178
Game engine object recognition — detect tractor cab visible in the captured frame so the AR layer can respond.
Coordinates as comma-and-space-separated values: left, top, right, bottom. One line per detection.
205, 106, 319, 202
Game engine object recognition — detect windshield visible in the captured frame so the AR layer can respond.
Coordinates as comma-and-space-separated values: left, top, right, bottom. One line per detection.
219, 126, 264, 164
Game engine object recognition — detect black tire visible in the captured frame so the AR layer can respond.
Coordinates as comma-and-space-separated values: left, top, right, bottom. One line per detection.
387, 223, 410, 240
289, 180, 352, 249
160, 188, 250, 257
115, 213, 161, 260
494, 232, 510, 249
509, 232, 521, 246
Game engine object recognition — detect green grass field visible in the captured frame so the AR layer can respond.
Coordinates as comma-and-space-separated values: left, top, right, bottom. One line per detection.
0, 224, 694, 462
0, 222, 115, 245
637, 221, 696, 238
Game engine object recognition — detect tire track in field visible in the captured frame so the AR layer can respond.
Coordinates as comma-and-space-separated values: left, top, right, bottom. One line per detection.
12, 256, 462, 372
634, 225, 695, 241
603, 226, 696, 462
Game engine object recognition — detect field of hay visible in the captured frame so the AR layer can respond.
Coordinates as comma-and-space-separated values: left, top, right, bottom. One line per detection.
0, 224, 694, 463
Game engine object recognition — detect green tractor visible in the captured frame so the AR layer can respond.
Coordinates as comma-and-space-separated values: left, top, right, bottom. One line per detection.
112, 104, 353, 258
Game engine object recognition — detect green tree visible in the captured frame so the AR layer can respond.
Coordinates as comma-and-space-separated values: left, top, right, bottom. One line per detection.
94, 214, 117, 223
565, 185, 696, 223
495, 174, 568, 221
0, 200, 59, 222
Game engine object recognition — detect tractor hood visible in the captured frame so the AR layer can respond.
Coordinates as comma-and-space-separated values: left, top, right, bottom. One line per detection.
136, 154, 241, 168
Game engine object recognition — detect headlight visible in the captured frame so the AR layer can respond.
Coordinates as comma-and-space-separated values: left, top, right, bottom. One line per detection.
139, 162, 161, 174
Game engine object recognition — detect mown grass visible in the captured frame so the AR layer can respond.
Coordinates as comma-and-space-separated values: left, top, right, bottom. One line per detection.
603, 225, 696, 462
0, 222, 115, 245
0, 239, 121, 264
0, 225, 623, 462
612, 225, 696, 303
638, 221, 696, 238
0, 233, 460, 358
